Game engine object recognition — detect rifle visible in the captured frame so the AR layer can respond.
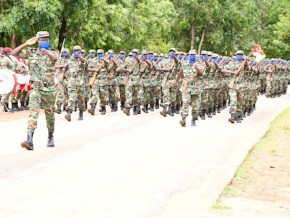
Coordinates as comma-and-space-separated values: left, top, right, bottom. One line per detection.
89, 55, 110, 86
161, 60, 176, 88
124, 58, 139, 86
228, 51, 252, 89
58, 38, 65, 60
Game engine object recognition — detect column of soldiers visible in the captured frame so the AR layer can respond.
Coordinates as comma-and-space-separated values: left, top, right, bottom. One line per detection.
2, 45, 290, 126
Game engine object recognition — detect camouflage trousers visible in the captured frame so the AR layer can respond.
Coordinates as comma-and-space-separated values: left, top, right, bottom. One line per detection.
142, 85, 152, 105
56, 83, 68, 106
84, 84, 91, 102
266, 79, 277, 94
27, 88, 56, 133
18, 90, 30, 103
176, 87, 182, 105
125, 84, 140, 108
180, 87, 200, 118
161, 81, 177, 107
229, 88, 244, 116
91, 84, 108, 107
108, 84, 118, 105
67, 86, 85, 111
260, 78, 266, 92
150, 85, 161, 105
116, 84, 126, 102
200, 89, 209, 110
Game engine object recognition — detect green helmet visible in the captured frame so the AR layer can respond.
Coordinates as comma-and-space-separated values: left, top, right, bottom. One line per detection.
73, 45, 81, 51
36, 31, 50, 38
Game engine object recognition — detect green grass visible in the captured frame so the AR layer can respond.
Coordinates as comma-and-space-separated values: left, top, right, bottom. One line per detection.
212, 107, 290, 210
211, 200, 231, 210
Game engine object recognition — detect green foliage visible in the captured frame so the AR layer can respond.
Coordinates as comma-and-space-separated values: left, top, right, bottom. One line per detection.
0, 0, 289, 58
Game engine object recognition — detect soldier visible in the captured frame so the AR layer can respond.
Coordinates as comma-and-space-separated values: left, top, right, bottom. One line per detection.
55, 48, 70, 114
12, 31, 57, 150
64, 46, 87, 121
87, 49, 109, 115
107, 49, 118, 112
115, 51, 127, 110
178, 50, 202, 127
222, 50, 249, 123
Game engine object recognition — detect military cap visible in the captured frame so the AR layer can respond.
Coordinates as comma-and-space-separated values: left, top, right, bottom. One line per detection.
212, 53, 218, 58
63, 48, 70, 53
36, 31, 50, 38
128, 52, 133, 56
108, 49, 114, 53
81, 49, 85, 53
160, 53, 165, 57
207, 51, 213, 56
97, 49, 104, 54
89, 49, 96, 53
119, 51, 126, 54
164, 54, 169, 58
73, 45, 81, 51
235, 50, 244, 55
201, 50, 207, 55
153, 53, 159, 57
169, 48, 176, 52
132, 49, 139, 53
148, 51, 154, 54
188, 50, 197, 55
142, 50, 148, 55
176, 52, 180, 55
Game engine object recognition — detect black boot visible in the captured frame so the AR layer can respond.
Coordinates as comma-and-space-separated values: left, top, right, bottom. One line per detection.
47, 132, 54, 147
55, 104, 62, 114
62, 106, 67, 112
217, 105, 221, 113
142, 104, 148, 113
247, 108, 251, 116
208, 108, 212, 118
228, 113, 236, 123
101, 106, 106, 115
201, 109, 206, 120
180, 116, 186, 127
19, 101, 25, 111
243, 109, 247, 118
212, 106, 216, 115
12, 103, 20, 111
74, 101, 78, 112
88, 103, 96, 115
78, 110, 84, 120
137, 104, 141, 114
40, 102, 44, 109
85, 101, 88, 111
155, 100, 159, 109
3, 103, 14, 113
21, 132, 34, 150
24, 101, 29, 110
121, 101, 125, 110
123, 107, 130, 116
175, 103, 180, 114
191, 117, 196, 126
150, 104, 154, 112
160, 106, 167, 117
237, 116, 242, 123
227, 100, 231, 106
111, 103, 116, 112
133, 106, 138, 115
253, 103, 256, 110
65, 110, 72, 122
114, 103, 118, 112
170, 105, 174, 117
223, 101, 227, 109
167, 105, 171, 115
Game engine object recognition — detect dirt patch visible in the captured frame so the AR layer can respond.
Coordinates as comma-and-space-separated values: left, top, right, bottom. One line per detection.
0, 107, 44, 122
210, 107, 290, 217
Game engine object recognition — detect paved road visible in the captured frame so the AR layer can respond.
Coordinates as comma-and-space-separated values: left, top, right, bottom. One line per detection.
0, 93, 289, 217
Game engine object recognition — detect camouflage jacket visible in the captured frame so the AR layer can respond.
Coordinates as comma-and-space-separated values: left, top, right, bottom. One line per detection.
68, 58, 87, 88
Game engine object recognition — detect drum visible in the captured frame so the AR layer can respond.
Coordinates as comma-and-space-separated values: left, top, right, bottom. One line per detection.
0, 69, 15, 94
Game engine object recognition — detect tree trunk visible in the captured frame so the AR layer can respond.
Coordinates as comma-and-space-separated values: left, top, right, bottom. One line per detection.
10, 32, 18, 49
57, 16, 67, 50
190, 21, 196, 50
198, 28, 206, 55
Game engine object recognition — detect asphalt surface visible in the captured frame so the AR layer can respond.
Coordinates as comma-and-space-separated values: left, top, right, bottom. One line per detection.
0, 93, 289, 217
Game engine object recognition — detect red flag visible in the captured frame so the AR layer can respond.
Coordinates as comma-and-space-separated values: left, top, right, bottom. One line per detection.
252, 44, 266, 63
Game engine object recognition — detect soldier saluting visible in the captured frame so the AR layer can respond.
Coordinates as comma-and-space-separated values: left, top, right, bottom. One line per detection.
12, 31, 57, 150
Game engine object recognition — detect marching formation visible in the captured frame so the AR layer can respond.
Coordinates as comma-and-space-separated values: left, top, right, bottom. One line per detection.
0, 31, 289, 150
